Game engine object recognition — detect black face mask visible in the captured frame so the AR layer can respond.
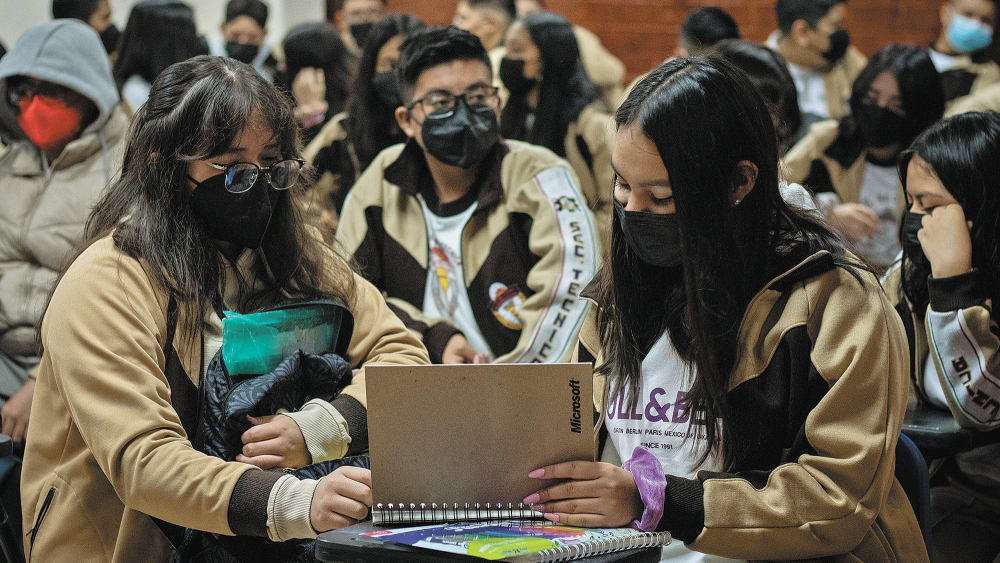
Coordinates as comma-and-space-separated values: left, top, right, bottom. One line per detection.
499, 58, 538, 97
188, 172, 280, 250
372, 71, 401, 108
225, 41, 260, 64
420, 96, 500, 169
854, 102, 907, 148
350, 22, 375, 47
900, 211, 929, 270
821, 29, 851, 64
614, 199, 683, 268
100, 24, 121, 54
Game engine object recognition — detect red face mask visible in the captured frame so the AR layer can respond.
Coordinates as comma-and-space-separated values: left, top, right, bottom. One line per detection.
17, 96, 84, 152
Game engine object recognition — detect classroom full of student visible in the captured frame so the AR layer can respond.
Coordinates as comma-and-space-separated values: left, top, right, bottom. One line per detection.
1, 0, 999, 562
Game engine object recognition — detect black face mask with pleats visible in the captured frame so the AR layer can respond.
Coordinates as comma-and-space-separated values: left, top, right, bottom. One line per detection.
614, 199, 683, 268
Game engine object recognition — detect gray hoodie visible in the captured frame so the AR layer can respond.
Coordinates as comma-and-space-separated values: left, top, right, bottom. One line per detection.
0, 19, 119, 135
0, 20, 126, 363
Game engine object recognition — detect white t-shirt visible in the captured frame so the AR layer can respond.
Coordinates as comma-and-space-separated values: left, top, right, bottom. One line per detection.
929, 49, 961, 73
602, 332, 740, 563
418, 197, 493, 359
853, 161, 902, 268
787, 62, 830, 121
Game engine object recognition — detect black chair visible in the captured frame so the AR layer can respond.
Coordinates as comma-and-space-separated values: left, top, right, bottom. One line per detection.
895, 432, 932, 556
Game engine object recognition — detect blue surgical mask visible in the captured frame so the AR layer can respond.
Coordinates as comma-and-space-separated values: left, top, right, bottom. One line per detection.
947, 13, 994, 54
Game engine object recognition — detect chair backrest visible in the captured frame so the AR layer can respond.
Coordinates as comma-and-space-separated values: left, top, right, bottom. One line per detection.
895, 432, 932, 555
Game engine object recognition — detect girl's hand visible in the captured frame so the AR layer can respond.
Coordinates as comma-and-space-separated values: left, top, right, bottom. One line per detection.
829, 203, 879, 244
918, 203, 973, 279
441, 334, 490, 364
310, 466, 373, 532
237, 414, 309, 469
292, 67, 326, 107
523, 461, 643, 528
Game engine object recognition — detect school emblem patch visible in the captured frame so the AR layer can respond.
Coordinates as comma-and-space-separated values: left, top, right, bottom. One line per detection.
488, 282, 526, 330
554, 196, 580, 212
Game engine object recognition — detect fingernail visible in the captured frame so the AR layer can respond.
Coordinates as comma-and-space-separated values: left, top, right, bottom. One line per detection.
522, 493, 539, 504
543, 513, 559, 522
528, 469, 545, 478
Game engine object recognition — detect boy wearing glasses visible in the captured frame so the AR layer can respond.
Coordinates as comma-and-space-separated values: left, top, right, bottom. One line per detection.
0, 20, 127, 447
337, 26, 599, 365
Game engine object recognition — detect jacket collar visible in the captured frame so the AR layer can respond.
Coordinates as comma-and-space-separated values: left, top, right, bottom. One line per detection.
383, 138, 510, 215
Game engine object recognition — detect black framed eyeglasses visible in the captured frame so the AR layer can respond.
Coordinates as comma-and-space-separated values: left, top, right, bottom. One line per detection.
205, 159, 306, 194
406, 85, 500, 118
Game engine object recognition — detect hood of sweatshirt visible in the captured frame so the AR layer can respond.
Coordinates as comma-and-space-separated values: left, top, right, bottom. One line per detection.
0, 19, 119, 136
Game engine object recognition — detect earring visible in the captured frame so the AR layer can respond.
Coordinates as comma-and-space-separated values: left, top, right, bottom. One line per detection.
734, 198, 741, 206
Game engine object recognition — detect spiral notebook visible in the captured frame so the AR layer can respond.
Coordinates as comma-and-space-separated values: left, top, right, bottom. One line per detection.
365, 363, 596, 525
361, 520, 671, 562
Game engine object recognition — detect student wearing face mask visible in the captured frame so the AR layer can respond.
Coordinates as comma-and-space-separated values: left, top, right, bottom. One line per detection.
782, 44, 945, 273
52, 0, 121, 55
207, 0, 278, 82
335, 0, 389, 59
770, 0, 867, 141
453, 0, 518, 102
882, 111, 1000, 563
522, 56, 925, 563
929, 0, 999, 109
21, 55, 428, 562
337, 26, 599, 366
0, 19, 128, 449
301, 14, 426, 238
499, 11, 615, 242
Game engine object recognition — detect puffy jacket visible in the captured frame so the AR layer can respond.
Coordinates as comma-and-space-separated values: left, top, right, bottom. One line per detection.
0, 19, 126, 357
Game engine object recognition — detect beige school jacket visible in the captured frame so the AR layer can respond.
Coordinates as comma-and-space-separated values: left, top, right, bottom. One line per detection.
22, 235, 428, 562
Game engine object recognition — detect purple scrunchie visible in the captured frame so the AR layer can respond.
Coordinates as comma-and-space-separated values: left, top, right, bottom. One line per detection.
622, 446, 666, 532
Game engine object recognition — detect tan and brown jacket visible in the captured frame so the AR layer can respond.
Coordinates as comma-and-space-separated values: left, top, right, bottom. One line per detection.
21, 235, 428, 562
580, 250, 927, 562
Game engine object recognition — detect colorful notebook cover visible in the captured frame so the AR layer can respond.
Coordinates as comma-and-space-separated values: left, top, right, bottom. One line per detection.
363, 520, 671, 562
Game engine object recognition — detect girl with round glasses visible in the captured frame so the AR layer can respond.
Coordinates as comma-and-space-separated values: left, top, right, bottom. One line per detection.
21, 55, 428, 562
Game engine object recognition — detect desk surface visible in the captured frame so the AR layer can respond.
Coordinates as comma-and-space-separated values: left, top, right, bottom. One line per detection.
902, 403, 1000, 458
314, 522, 663, 563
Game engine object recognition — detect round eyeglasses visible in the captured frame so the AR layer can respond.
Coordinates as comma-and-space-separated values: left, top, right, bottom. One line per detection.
205, 159, 306, 194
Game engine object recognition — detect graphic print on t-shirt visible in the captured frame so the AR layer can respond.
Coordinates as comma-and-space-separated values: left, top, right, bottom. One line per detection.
428, 240, 461, 319
605, 332, 720, 478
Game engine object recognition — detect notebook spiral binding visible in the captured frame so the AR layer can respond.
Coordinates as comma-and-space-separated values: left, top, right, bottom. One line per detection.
372, 501, 542, 525
539, 529, 668, 561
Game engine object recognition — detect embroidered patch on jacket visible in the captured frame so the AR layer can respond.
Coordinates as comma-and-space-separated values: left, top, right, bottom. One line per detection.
554, 196, 580, 212
489, 282, 526, 330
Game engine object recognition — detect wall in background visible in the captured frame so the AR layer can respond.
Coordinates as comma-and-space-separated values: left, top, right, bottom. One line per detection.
376, 0, 999, 82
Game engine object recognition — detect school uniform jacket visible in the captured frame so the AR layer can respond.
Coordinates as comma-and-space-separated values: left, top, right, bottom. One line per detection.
21, 235, 429, 562
563, 103, 615, 244
781, 120, 907, 217
945, 81, 1000, 116
336, 139, 599, 364
937, 55, 1000, 111
580, 250, 928, 562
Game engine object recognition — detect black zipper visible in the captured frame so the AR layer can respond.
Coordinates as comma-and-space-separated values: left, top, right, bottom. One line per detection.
27, 486, 55, 559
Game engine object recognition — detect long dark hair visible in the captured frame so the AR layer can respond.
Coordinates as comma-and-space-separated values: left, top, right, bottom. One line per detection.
112, 0, 207, 90
710, 40, 802, 155
499, 11, 597, 157
343, 14, 426, 184
594, 57, 858, 470
828, 44, 944, 163
280, 22, 354, 120
898, 111, 1000, 321
87, 55, 355, 342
